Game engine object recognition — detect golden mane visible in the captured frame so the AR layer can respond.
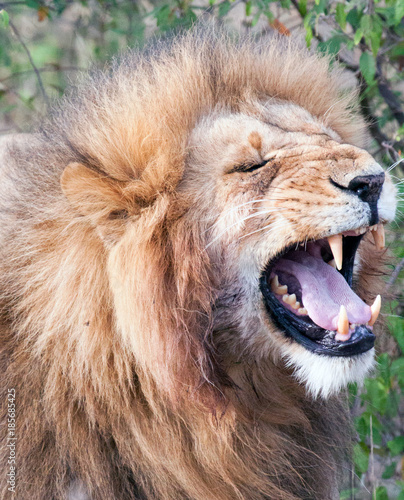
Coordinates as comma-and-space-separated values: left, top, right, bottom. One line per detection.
0, 26, 387, 500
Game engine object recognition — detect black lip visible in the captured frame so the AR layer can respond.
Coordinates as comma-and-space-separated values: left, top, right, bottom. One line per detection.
259, 235, 375, 357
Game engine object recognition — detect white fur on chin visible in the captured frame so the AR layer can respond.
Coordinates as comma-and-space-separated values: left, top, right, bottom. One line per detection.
282, 344, 375, 399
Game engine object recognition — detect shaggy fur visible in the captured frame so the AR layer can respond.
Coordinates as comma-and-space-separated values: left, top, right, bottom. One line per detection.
0, 27, 396, 499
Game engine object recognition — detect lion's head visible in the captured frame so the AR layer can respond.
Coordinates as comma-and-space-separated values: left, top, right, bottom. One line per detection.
0, 27, 397, 500
57, 31, 396, 401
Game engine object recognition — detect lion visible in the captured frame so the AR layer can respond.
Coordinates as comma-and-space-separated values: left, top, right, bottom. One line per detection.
0, 27, 397, 500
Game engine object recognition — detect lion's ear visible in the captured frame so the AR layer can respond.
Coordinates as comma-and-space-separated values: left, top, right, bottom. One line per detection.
61, 162, 127, 219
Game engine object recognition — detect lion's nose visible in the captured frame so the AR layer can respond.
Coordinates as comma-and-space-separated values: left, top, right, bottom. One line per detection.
347, 173, 385, 204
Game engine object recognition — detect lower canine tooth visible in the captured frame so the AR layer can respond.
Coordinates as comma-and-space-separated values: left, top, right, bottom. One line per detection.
372, 224, 385, 250
368, 294, 381, 326
337, 305, 349, 335
327, 234, 343, 270
277, 284, 288, 294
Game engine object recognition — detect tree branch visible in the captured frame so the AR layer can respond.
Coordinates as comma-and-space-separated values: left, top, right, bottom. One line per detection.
387, 257, 404, 290
9, 18, 50, 108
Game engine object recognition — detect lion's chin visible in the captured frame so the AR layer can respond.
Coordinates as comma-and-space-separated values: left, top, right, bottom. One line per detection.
283, 343, 375, 399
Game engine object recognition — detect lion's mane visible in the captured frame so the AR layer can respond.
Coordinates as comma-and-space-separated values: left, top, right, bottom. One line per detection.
0, 27, 385, 500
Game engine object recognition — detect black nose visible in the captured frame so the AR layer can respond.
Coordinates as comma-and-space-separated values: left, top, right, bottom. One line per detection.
347, 173, 385, 204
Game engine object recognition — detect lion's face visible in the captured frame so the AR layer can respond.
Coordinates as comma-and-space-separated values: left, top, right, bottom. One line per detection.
181, 101, 396, 397
61, 99, 396, 400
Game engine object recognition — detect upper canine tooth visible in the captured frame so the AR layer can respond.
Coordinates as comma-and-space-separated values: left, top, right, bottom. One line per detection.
337, 305, 349, 335
328, 234, 343, 270
372, 224, 385, 250
328, 259, 337, 269
368, 294, 381, 326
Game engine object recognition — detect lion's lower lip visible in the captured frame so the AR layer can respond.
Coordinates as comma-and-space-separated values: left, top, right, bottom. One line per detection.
259, 234, 376, 356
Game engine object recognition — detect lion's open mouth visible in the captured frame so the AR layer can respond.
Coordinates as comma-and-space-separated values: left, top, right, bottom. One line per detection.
260, 224, 385, 356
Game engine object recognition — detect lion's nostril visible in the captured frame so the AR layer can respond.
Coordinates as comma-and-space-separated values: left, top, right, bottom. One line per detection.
346, 173, 385, 204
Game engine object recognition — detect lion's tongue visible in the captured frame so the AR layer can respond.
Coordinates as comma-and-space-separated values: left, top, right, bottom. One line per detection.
273, 251, 371, 331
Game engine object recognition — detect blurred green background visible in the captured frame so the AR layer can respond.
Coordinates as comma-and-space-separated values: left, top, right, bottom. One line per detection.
0, 0, 403, 498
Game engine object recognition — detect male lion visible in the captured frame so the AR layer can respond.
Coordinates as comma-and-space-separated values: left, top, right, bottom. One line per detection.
0, 27, 397, 500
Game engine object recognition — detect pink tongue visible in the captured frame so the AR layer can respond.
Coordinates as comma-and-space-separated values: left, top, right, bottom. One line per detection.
274, 252, 371, 331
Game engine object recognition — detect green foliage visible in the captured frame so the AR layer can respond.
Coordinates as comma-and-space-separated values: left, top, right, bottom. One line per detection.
0, 0, 403, 497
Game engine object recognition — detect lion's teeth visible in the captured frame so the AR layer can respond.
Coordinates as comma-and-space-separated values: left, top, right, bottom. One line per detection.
270, 275, 279, 292
368, 294, 381, 326
271, 275, 288, 295
337, 305, 349, 335
328, 259, 337, 269
282, 293, 297, 305
372, 224, 385, 250
327, 234, 343, 270
291, 301, 300, 310
298, 307, 307, 315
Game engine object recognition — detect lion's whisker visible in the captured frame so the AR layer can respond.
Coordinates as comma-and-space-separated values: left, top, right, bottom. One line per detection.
203, 199, 266, 232
237, 220, 286, 241
387, 158, 404, 172
205, 209, 285, 249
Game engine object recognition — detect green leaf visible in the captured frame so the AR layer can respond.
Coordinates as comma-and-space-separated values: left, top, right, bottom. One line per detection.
347, 8, 360, 29
245, 0, 252, 16
303, 13, 314, 47
377, 353, 391, 385
391, 357, 404, 386
353, 442, 369, 474
317, 39, 338, 56
360, 52, 376, 85
354, 29, 363, 45
387, 436, 404, 456
360, 14, 372, 34
360, 14, 383, 56
340, 488, 360, 499
395, 1, 404, 26
0, 9, 9, 27
375, 486, 389, 500
251, 11, 261, 27
390, 316, 404, 353
305, 26, 313, 47
155, 5, 172, 28
298, 0, 307, 16
336, 3, 347, 31
218, 0, 232, 17
382, 462, 397, 479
